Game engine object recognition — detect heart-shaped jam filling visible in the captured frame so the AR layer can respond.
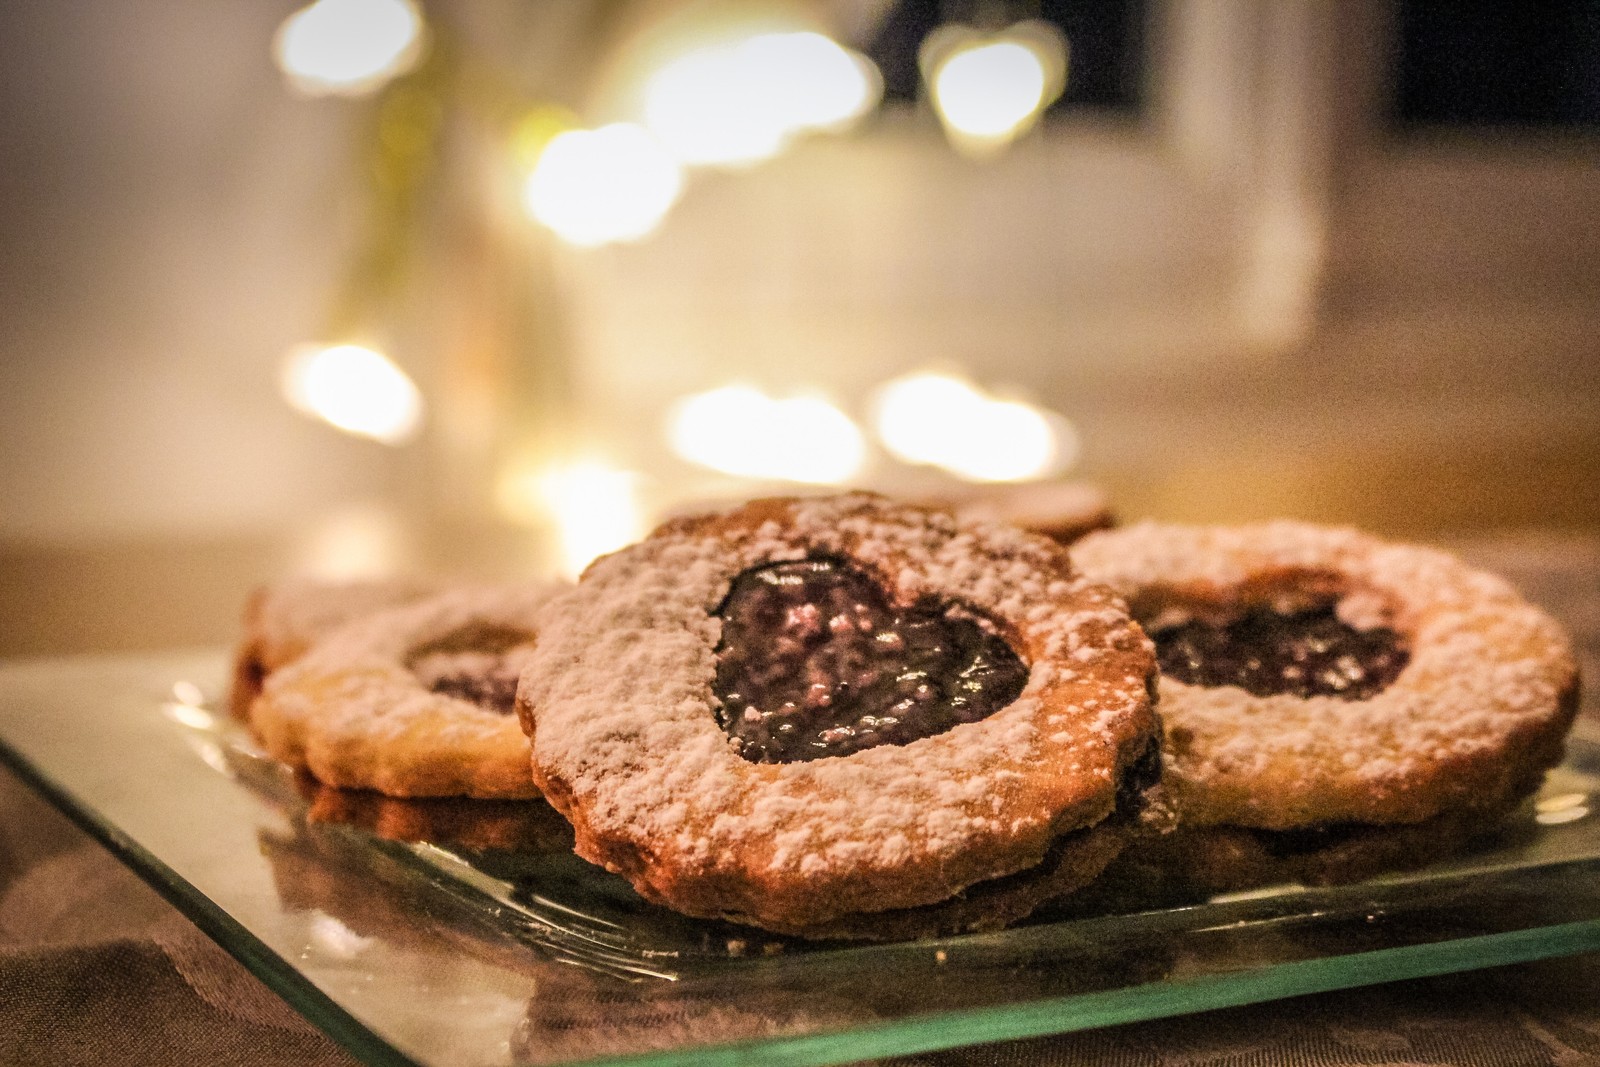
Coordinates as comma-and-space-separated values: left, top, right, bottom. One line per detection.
405, 622, 536, 715
1152, 605, 1408, 701
712, 558, 1028, 763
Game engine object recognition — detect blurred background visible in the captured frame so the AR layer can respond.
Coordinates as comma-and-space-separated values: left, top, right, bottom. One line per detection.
1, 0, 1597, 656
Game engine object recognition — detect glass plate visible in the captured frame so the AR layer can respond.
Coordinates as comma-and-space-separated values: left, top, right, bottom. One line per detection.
1, 649, 1598, 1067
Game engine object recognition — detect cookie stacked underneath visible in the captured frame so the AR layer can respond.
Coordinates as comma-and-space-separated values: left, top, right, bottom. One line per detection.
1073, 521, 1580, 895
233, 499, 1581, 939
515, 494, 1165, 937
248, 584, 561, 800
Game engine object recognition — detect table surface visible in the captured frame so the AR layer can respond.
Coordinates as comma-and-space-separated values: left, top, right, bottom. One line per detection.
2, 531, 1598, 1067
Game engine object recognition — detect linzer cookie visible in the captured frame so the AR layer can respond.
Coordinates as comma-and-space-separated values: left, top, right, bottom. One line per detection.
230, 577, 444, 718
1073, 520, 1580, 888
251, 584, 560, 799
516, 494, 1163, 938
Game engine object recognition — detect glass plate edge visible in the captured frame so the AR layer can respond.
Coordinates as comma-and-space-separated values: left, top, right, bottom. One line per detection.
588, 918, 1600, 1067
0, 736, 425, 1067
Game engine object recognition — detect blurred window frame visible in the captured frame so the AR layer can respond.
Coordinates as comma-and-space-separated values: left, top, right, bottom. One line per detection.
1323, 0, 1600, 324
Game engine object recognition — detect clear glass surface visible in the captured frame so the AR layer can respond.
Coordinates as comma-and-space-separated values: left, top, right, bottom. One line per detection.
1, 649, 1598, 1067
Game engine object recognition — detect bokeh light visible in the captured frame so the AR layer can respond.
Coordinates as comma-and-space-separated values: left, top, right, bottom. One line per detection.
935, 43, 1045, 136
1535, 792, 1591, 825
642, 31, 879, 168
873, 371, 1076, 482
280, 343, 423, 444
923, 21, 1067, 157
643, 46, 787, 167
743, 32, 880, 134
523, 123, 684, 247
667, 385, 865, 484
273, 0, 425, 97
496, 458, 648, 579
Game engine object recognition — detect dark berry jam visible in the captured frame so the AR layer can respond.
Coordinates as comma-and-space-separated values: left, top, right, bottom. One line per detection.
420, 658, 523, 714
405, 623, 535, 715
712, 558, 1028, 763
1152, 606, 1407, 701
1117, 740, 1163, 817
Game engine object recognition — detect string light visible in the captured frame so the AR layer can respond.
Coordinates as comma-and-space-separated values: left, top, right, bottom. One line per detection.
667, 385, 866, 484
643, 45, 788, 168
280, 343, 423, 444
872, 371, 1076, 482
523, 123, 684, 247
642, 31, 879, 168
922, 20, 1067, 158
273, 0, 426, 97
741, 32, 880, 135
267, 7, 1100, 543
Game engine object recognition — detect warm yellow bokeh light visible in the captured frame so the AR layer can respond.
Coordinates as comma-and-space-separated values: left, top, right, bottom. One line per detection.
642, 32, 880, 168
742, 32, 881, 134
873, 371, 1075, 482
280, 343, 422, 444
934, 42, 1046, 137
668, 385, 865, 484
524, 123, 684, 247
164, 678, 214, 730
273, 0, 425, 97
643, 46, 788, 167
923, 21, 1066, 157
1535, 792, 1592, 825
874, 374, 980, 465
497, 459, 648, 579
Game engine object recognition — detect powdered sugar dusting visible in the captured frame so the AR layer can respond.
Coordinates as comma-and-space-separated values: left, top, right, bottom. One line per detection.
1074, 521, 1579, 828
243, 577, 444, 670
520, 494, 1158, 926
253, 583, 563, 799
